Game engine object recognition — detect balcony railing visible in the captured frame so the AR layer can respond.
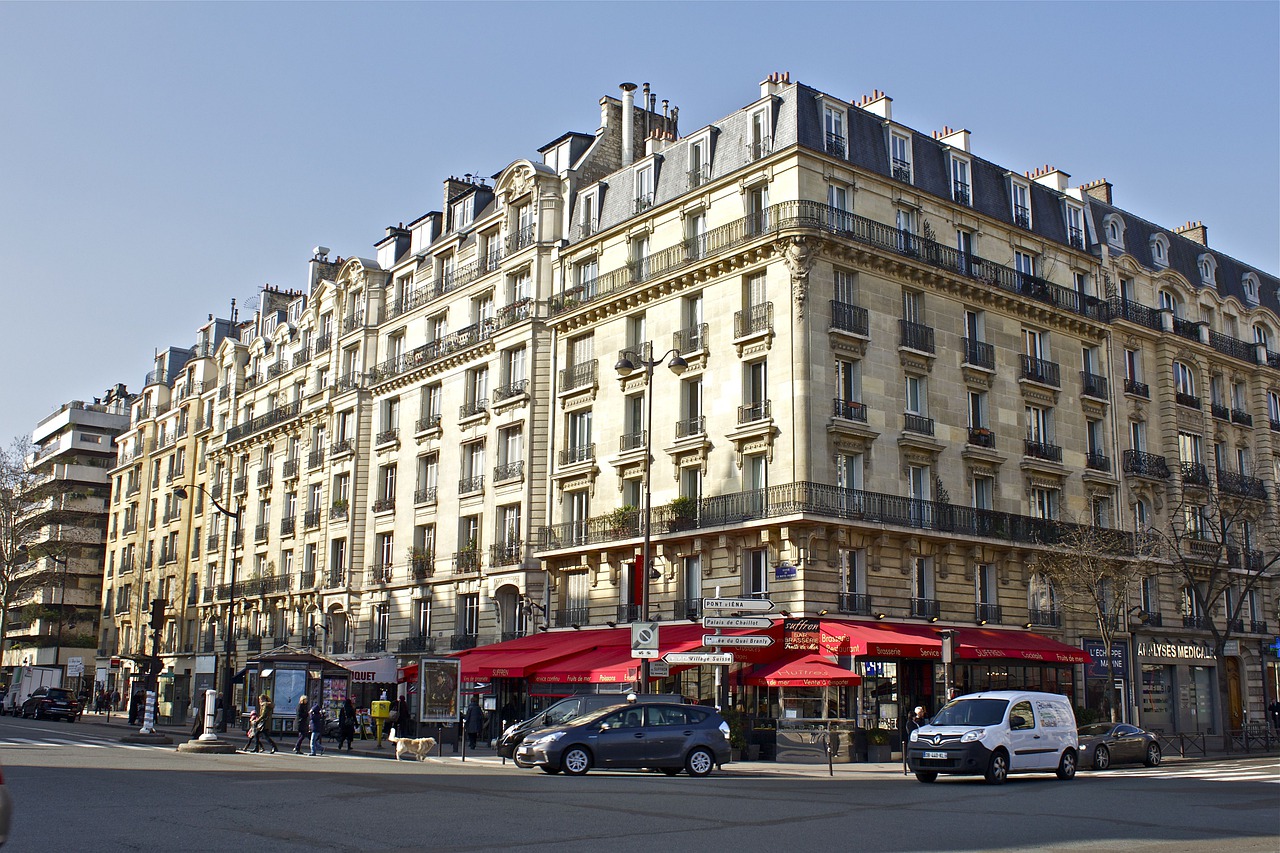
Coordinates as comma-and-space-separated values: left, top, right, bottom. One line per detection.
749, 136, 772, 161
307, 449, 324, 469
454, 549, 481, 574
559, 360, 598, 393
976, 603, 1002, 624
493, 380, 529, 403
833, 399, 867, 422
329, 503, 349, 521
372, 497, 395, 513
376, 429, 399, 446
1209, 330, 1257, 363
1172, 316, 1201, 341
837, 592, 871, 616
1231, 409, 1253, 427
554, 607, 591, 628
410, 556, 434, 580
257, 469, 272, 487
506, 223, 535, 253
341, 311, 365, 334
828, 300, 870, 337
459, 476, 484, 494
619, 431, 646, 452
675, 416, 705, 438
460, 400, 488, 420
232, 476, 247, 495
398, 635, 435, 654
254, 523, 269, 543
1180, 462, 1210, 486
558, 444, 595, 466
1217, 470, 1267, 500
282, 458, 299, 480
899, 320, 935, 353
1085, 453, 1111, 472
1123, 450, 1170, 479
738, 401, 771, 424
489, 541, 523, 567
673, 323, 708, 354
891, 158, 911, 183
1029, 608, 1062, 628
1023, 440, 1063, 462
962, 338, 995, 369
911, 598, 940, 619
825, 131, 846, 158
1211, 402, 1231, 421
280, 516, 295, 537
1080, 372, 1109, 400
953, 181, 971, 206
1020, 355, 1060, 387
687, 164, 711, 189
967, 428, 995, 448
416, 414, 442, 433
303, 509, 322, 529
414, 487, 438, 505
735, 303, 773, 338
331, 438, 353, 457
904, 413, 935, 435
1124, 378, 1149, 398
1013, 206, 1031, 229
494, 461, 524, 481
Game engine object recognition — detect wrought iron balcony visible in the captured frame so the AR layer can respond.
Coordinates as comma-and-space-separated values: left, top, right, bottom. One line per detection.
1172, 316, 1201, 341
300, 570, 316, 589
1211, 402, 1230, 421
558, 360, 598, 392
735, 302, 773, 337
633, 193, 655, 215
676, 597, 702, 621
314, 333, 332, 353
1182, 615, 1208, 630
282, 458, 299, 480
372, 497, 395, 513
687, 164, 711, 189
673, 323, 708, 353
1068, 227, 1085, 250
749, 136, 772, 161
1123, 450, 1170, 479
1024, 440, 1063, 462
364, 638, 387, 653
675, 416, 705, 438
341, 311, 364, 334
410, 556, 434, 580
303, 509, 322, 529
1180, 462, 1210, 486
257, 469, 272, 487
821, 300, 870, 341
616, 603, 642, 624
490, 541, 523, 567
967, 427, 995, 448
619, 431, 646, 452
899, 320, 935, 353
246, 636, 262, 652
953, 181, 970, 206
963, 338, 995, 369
738, 401, 771, 424
416, 414, 442, 433
837, 592, 871, 616
891, 157, 912, 183
325, 569, 346, 589
232, 476, 247, 495
1028, 608, 1062, 628
493, 380, 529, 403
558, 444, 595, 466
1123, 378, 1149, 398
330, 438, 353, 457
1249, 621, 1269, 634
254, 523, 269, 543
1020, 355, 1060, 387
1080, 372, 1109, 400
329, 503, 349, 521
825, 132, 846, 158
833, 399, 867, 422
1085, 453, 1111, 472
911, 598, 940, 619
506, 224, 535, 253
458, 476, 484, 494
280, 516, 295, 537
449, 634, 479, 651
454, 549, 481, 574
1217, 470, 1267, 500
414, 487, 437, 505
1013, 205, 1031, 229
307, 449, 324, 469
554, 606, 591, 628
904, 413, 935, 435
376, 429, 399, 445
398, 635, 435, 654
976, 603, 1002, 624
1231, 409, 1253, 427
494, 461, 524, 481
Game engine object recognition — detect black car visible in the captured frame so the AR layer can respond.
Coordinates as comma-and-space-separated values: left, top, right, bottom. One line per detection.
1077, 722, 1162, 770
20, 687, 79, 721
515, 702, 732, 776
498, 693, 687, 762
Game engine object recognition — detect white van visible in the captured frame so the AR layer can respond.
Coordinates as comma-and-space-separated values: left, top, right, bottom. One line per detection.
906, 690, 1079, 784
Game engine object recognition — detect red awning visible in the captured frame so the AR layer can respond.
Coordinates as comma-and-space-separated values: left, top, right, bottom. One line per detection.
954, 627, 1092, 664
529, 646, 643, 685
743, 653, 862, 687
819, 621, 943, 659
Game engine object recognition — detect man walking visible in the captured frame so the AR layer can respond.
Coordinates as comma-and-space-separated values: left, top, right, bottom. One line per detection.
294, 695, 310, 754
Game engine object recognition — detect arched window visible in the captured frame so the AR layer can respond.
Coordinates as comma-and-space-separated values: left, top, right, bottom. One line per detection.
1150, 233, 1169, 267
1158, 288, 1183, 318
1242, 273, 1260, 303
1198, 253, 1217, 286
1173, 360, 1197, 396
1254, 323, 1273, 350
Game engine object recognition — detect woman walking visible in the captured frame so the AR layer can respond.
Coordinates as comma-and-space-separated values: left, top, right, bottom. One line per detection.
252, 692, 278, 753
294, 695, 310, 754
308, 698, 326, 756
337, 698, 357, 751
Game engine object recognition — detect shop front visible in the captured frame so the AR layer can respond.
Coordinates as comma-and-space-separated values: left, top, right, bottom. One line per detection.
1134, 636, 1219, 734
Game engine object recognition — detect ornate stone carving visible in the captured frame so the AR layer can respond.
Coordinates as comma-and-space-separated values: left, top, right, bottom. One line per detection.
779, 237, 818, 319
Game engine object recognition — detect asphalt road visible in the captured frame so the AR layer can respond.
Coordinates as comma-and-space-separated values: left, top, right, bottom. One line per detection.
1, 715, 1276, 852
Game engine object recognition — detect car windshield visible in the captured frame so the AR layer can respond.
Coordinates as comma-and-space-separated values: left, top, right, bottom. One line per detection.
542, 700, 583, 725
46, 689, 73, 701
930, 698, 1008, 727
1078, 723, 1114, 737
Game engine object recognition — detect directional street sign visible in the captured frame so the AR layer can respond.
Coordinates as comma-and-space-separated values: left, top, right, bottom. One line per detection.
702, 597, 774, 612
664, 652, 735, 665
631, 622, 660, 659
703, 634, 774, 647
702, 615, 774, 629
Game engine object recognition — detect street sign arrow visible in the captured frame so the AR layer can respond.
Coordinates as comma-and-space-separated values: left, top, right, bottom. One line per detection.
702, 615, 774, 629
703, 634, 775, 647
702, 597, 774, 612
663, 652, 735, 665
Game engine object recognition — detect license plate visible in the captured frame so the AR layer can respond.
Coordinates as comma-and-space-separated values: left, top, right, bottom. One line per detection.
923, 750, 947, 760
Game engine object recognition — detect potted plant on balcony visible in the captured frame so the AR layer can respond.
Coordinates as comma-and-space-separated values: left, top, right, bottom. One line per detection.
668, 496, 697, 531
865, 727, 892, 763
331, 498, 347, 512
608, 505, 637, 536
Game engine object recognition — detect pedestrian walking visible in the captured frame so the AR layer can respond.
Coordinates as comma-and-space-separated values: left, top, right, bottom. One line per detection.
308, 699, 326, 756
244, 710, 260, 751
128, 689, 143, 726
901, 704, 929, 775
337, 698, 357, 751
251, 693, 278, 753
464, 695, 484, 750
191, 691, 206, 739
396, 696, 412, 737
294, 695, 311, 754
1269, 699, 1280, 732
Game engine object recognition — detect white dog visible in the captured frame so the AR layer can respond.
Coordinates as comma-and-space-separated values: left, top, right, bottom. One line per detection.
388, 727, 438, 761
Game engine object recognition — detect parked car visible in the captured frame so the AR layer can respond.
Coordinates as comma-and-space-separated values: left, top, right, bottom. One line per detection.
906, 690, 1079, 784
19, 687, 80, 722
516, 701, 731, 777
1077, 722, 1162, 770
0, 757, 10, 846
498, 693, 688, 762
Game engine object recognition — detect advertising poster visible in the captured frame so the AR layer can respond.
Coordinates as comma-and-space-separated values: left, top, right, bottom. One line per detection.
418, 657, 460, 723
275, 668, 307, 717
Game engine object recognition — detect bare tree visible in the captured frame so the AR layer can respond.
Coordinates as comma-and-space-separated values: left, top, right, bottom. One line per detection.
0, 437, 58, 665
1150, 482, 1277, 747
1034, 524, 1158, 722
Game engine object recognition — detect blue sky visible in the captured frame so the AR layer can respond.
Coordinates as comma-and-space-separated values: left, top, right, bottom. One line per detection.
1, 1, 1276, 443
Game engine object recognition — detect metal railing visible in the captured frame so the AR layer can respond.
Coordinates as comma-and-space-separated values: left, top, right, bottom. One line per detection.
735, 303, 773, 338
1028, 608, 1062, 628
899, 320, 935, 353
837, 592, 871, 616
494, 461, 524, 481
830, 301, 869, 336
414, 487, 437, 505
1020, 355, 1060, 387
558, 444, 595, 466
963, 338, 995, 369
833, 399, 867, 422
280, 516, 295, 537
953, 181, 970, 206
911, 598, 940, 619
303, 509, 322, 529
904, 413, 935, 435
454, 549, 481, 573
1080, 372, 1109, 400
1181, 462, 1210, 486
1123, 450, 1170, 479
493, 379, 529, 403
559, 360, 598, 392
554, 607, 591, 628
458, 476, 484, 494
976, 603, 1002, 624
739, 401, 771, 424
619, 431, 646, 452
1085, 453, 1111, 472
676, 416, 705, 438
1024, 440, 1063, 462
967, 428, 995, 448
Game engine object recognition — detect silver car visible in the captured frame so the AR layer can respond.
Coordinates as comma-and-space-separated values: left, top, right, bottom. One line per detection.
1077, 722, 1162, 770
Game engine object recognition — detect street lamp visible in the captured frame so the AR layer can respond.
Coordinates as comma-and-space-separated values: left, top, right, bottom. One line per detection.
614, 345, 688, 688
172, 480, 242, 737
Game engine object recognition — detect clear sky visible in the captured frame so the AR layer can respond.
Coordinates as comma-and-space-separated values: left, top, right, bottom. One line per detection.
1, 1, 1276, 443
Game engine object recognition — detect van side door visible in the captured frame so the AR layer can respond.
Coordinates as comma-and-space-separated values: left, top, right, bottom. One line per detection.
1007, 700, 1054, 770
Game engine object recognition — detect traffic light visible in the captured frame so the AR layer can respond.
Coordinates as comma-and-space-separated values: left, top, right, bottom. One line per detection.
149, 597, 166, 632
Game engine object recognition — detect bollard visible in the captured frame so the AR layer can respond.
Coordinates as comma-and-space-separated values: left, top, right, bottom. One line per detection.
139, 690, 157, 735
199, 690, 219, 741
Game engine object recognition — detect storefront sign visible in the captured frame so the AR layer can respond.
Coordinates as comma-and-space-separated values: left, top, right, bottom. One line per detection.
1083, 639, 1128, 679
341, 657, 398, 684
783, 618, 821, 652
1136, 640, 1215, 662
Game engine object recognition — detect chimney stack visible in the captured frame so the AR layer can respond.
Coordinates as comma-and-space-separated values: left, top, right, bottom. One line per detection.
620, 82, 637, 167
933, 126, 970, 153
1174, 221, 1208, 246
856, 89, 892, 120
1080, 178, 1112, 205
1027, 164, 1070, 193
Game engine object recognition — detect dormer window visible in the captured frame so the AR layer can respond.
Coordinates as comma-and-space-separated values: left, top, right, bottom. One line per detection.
749, 108, 772, 160
823, 104, 846, 158
950, 156, 971, 206
451, 198, 473, 231
634, 165, 655, 214
1198, 254, 1217, 286
1103, 213, 1126, 249
577, 189, 599, 240
1010, 180, 1032, 229
688, 134, 711, 188
1242, 273, 1260, 304
1065, 203, 1085, 249
1150, 233, 1169, 267
890, 132, 912, 183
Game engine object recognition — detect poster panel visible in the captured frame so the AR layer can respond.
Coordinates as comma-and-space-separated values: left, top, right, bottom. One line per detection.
417, 657, 460, 724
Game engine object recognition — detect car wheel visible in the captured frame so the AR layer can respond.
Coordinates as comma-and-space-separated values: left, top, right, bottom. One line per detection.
1056, 749, 1077, 780
1092, 745, 1110, 771
984, 750, 1008, 785
539, 765, 561, 775
685, 747, 715, 777
915, 771, 938, 783
661, 767, 682, 776
1144, 742, 1162, 767
561, 746, 591, 776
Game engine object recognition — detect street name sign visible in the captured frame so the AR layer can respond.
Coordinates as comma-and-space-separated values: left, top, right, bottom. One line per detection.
703, 634, 774, 647
702, 598, 774, 612
702, 615, 774, 629
664, 652, 735, 665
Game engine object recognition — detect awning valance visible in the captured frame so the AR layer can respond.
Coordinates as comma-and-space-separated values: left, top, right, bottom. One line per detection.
529, 646, 643, 684
743, 653, 862, 687
954, 627, 1092, 664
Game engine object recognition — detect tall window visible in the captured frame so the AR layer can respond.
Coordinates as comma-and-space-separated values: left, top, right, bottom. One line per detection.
1029, 487, 1058, 520
745, 549, 768, 597
911, 557, 934, 603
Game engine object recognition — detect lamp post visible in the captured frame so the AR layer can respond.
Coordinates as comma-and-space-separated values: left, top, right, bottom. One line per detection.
615, 345, 687, 688
173, 479, 241, 738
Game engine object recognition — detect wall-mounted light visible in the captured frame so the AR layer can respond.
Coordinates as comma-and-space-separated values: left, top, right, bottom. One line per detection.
978, 619, 988, 626
605, 621, 617, 628
571, 623, 582, 630
929, 616, 939, 623
875, 612, 887, 620
818, 609, 829, 617
1023, 621, 1033, 629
